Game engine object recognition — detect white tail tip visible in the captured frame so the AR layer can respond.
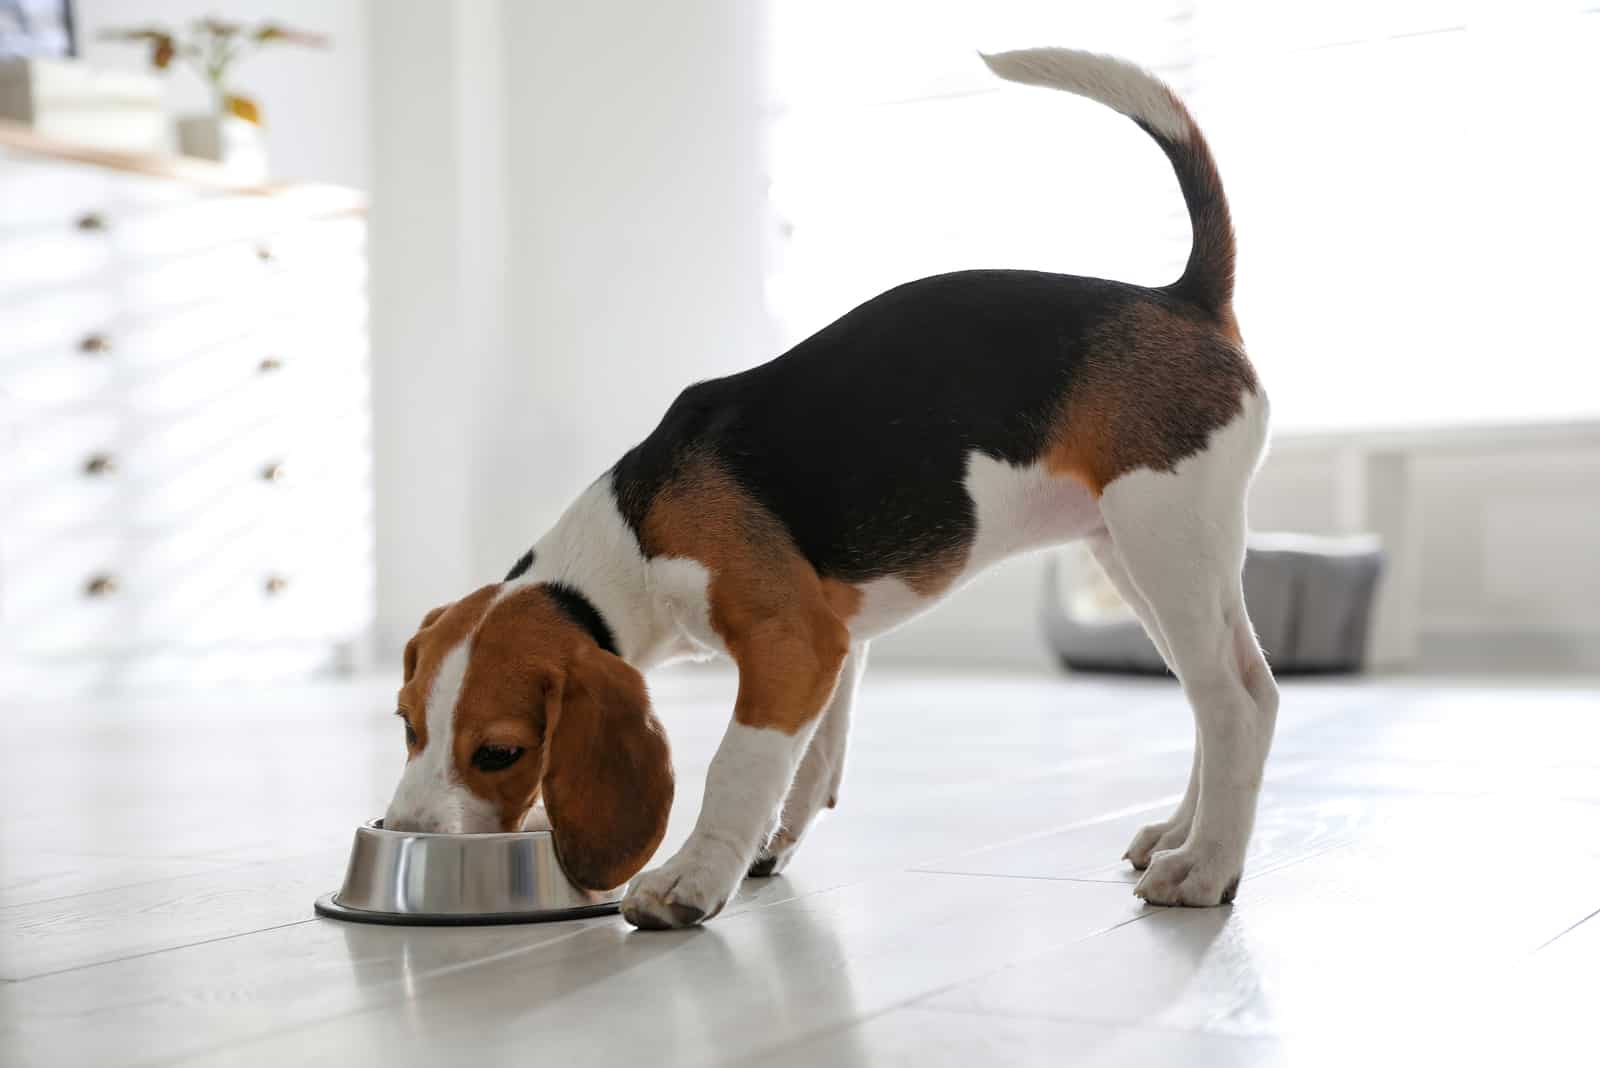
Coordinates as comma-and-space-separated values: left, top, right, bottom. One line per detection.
979, 47, 1191, 144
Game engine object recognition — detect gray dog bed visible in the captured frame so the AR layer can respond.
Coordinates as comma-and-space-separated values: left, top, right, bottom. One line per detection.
1041, 533, 1385, 675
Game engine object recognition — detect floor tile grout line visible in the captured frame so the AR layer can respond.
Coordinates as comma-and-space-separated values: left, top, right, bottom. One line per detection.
56, 916, 637, 1067
0, 855, 311, 914
911, 868, 1133, 885
888, 996, 1287, 1044
913, 825, 1366, 889
127, 920, 655, 1067
1535, 904, 1600, 952
735, 832, 1389, 1066
6, 918, 321, 983
733, 906, 1168, 1066
721, 801, 1176, 923
905, 795, 1181, 869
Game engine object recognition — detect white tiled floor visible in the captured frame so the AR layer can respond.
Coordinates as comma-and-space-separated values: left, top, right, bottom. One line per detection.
1, 667, 1597, 1066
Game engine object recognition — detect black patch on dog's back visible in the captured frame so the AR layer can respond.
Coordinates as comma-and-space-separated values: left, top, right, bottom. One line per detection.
611, 270, 1217, 584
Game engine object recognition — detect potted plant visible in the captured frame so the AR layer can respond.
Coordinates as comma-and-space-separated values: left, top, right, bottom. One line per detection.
100, 17, 328, 176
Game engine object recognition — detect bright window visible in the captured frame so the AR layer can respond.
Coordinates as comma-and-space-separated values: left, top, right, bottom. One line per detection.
767, 1, 1600, 432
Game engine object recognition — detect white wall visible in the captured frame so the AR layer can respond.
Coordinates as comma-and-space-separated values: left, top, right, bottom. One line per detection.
368, 0, 777, 651
367, 1, 507, 649
491, 0, 778, 537
72, 0, 371, 188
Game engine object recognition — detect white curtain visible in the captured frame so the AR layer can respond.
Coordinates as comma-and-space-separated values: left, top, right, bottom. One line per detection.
766, 0, 1600, 431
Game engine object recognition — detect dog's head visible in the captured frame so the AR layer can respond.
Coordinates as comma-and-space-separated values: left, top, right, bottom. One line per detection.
383, 584, 673, 890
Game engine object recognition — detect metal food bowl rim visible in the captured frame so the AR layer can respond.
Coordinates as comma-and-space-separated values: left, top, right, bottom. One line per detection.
312, 817, 623, 927
313, 891, 619, 927
359, 816, 546, 839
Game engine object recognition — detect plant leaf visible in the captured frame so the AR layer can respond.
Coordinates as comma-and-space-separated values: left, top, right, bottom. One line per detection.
252, 23, 331, 48
98, 27, 173, 42
224, 94, 262, 125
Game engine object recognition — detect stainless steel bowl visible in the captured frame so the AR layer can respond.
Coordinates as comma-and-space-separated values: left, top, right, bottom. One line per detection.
314, 819, 623, 926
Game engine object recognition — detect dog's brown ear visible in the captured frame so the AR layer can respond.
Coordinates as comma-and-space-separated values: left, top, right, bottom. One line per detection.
541, 644, 673, 890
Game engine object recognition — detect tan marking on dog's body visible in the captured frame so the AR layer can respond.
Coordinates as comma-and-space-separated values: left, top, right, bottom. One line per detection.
641, 454, 849, 735
1216, 304, 1244, 347
819, 578, 865, 622
1044, 301, 1258, 494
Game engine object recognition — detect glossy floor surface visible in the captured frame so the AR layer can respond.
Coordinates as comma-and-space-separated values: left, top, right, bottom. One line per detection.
2, 667, 1597, 1066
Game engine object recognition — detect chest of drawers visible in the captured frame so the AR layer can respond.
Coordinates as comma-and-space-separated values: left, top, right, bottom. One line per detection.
0, 124, 375, 695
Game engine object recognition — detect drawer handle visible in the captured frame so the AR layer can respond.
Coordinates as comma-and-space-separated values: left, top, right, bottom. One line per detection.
76, 212, 108, 232
261, 461, 286, 483
256, 244, 276, 263
83, 453, 117, 476
80, 333, 112, 355
258, 355, 284, 373
264, 574, 290, 595
85, 574, 120, 598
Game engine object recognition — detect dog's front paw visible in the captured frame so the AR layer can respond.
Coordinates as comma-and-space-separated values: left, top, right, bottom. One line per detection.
1124, 817, 1191, 871
1133, 846, 1241, 907
622, 849, 743, 930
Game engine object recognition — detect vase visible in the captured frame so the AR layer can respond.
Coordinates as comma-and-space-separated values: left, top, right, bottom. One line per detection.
176, 113, 268, 181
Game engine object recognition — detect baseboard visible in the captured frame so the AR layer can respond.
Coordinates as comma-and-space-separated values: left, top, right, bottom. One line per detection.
1415, 628, 1600, 675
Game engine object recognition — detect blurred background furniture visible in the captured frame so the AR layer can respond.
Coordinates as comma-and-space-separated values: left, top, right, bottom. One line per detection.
1043, 534, 1385, 675
0, 118, 373, 696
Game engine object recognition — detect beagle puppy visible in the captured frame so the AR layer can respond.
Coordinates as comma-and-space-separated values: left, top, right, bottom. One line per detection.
384, 47, 1278, 929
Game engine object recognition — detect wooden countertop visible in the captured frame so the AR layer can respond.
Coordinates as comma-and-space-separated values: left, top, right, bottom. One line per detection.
0, 118, 366, 212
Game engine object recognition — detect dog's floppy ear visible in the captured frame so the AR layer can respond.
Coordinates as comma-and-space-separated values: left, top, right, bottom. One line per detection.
402, 603, 453, 682
541, 643, 673, 890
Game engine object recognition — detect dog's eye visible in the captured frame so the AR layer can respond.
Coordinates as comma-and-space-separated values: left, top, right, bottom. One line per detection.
471, 744, 525, 773
404, 721, 417, 747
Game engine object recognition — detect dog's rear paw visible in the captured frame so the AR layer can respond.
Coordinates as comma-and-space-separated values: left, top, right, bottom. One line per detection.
1132, 846, 1241, 907
747, 829, 800, 878
1124, 817, 1191, 871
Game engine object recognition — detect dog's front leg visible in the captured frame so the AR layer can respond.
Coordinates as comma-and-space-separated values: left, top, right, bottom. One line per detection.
622, 617, 848, 930
749, 640, 867, 877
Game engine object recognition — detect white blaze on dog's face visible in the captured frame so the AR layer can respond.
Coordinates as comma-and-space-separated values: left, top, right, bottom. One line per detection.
385, 636, 497, 834
382, 584, 675, 891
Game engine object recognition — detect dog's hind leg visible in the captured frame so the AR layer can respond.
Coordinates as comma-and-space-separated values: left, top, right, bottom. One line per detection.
1086, 536, 1202, 870
748, 641, 867, 878
1098, 400, 1277, 906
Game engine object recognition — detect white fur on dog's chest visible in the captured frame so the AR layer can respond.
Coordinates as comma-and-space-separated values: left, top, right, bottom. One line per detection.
647, 556, 727, 660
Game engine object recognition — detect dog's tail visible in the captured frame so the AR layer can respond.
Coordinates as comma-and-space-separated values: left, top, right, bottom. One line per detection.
980, 48, 1235, 316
